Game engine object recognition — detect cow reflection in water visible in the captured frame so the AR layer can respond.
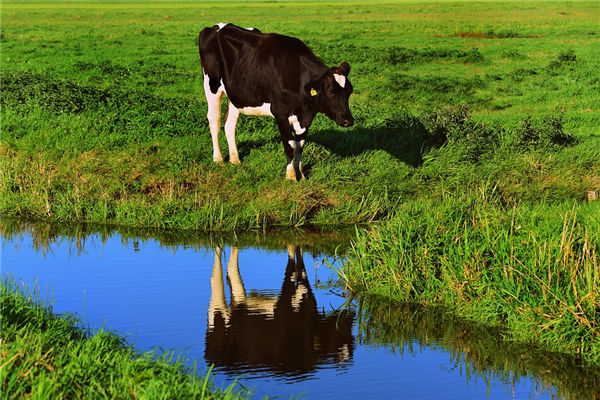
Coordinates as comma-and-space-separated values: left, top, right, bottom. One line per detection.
206, 245, 354, 377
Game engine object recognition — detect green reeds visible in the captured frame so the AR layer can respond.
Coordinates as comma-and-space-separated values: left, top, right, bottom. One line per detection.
342, 199, 600, 365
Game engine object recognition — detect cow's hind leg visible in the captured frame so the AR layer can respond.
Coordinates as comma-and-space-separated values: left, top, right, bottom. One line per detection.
203, 71, 225, 162
224, 101, 241, 164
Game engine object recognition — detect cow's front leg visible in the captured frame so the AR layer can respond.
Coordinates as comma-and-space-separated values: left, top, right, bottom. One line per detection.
288, 139, 306, 180
293, 138, 306, 180
276, 117, 300, 181
288, 115, 308, 180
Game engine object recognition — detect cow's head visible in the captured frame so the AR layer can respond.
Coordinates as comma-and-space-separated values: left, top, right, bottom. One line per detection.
305, 62, 354, 127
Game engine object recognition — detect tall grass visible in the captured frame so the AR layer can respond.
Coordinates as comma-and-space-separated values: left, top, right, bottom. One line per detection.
0, 279, 257, 400
340, 198, 600, 365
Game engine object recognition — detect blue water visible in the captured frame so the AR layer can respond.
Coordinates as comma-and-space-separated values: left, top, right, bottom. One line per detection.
1, 228, 568, 399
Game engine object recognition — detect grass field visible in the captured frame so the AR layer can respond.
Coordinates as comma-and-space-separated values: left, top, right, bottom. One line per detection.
1, 0, 599, 371
2, 0, 599, 229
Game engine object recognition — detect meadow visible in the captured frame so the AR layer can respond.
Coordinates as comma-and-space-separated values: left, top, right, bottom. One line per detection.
2, 0, 598, 229
1, 0, 599, 373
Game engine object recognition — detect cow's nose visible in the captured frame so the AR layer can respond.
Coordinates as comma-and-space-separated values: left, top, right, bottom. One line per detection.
341, 117, 354, 127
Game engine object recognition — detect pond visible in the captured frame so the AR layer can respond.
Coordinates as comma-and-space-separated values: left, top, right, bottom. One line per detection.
2, 220, 598, 400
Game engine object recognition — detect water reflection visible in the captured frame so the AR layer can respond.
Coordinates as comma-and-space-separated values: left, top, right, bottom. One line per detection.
357, 296, 600, 400
206, 245, 354, 379
3, 218, 600, 399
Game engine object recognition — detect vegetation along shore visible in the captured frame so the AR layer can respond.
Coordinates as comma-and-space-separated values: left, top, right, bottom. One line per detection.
1, 0, 599, 380
0, 279, 256, 399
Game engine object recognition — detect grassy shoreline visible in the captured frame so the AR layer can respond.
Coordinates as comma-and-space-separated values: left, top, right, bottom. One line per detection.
340, 199, 600, 366
0, 279, 257, 400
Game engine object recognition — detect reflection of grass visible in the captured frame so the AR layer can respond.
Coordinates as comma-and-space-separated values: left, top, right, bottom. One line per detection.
0, 279, 256, 400
1, 1, 599, 230
356, 296, 600, 400
0, 217, 355, 257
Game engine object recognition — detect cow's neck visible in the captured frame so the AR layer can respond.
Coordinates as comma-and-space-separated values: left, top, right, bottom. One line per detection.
291, 105, 316, 131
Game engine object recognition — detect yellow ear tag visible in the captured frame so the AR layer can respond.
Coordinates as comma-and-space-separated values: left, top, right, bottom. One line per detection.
310, 88, 317, 96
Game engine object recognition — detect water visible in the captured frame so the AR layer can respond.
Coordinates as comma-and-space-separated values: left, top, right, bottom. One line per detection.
1, 221, 598, 399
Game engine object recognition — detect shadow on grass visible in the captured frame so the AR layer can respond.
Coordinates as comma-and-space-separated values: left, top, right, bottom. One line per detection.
312, 118, 433, 168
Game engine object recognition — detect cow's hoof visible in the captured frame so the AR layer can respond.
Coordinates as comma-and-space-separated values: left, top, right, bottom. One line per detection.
286, 164, 297, 180
213, 156, 224, 163
229, 155, 240, 165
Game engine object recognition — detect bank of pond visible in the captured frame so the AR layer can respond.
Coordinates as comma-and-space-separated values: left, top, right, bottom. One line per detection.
1, 219, 599, 399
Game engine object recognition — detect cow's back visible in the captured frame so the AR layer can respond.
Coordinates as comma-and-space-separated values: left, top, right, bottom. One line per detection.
199, 24, 326, 103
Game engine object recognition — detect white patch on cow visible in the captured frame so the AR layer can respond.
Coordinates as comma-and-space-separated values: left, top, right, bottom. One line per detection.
244, 27, 255, 31
286, 162, 296, 180
334, 73, 346, 88
240, 102, 273, 117
215, 22, 227, 31
225, 102, 241, 164
288, 115, 306, 135
291, 284, 308, 312
203, 71, 226, 162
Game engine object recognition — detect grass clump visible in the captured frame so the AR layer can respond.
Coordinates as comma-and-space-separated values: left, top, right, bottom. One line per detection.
0, 279, 255, 400
340, 199, 600, 366
513, 114, 577, 151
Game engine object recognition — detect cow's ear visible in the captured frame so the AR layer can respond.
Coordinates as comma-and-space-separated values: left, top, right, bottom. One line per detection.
304, 81, 322, 97
339, 62, 351, 76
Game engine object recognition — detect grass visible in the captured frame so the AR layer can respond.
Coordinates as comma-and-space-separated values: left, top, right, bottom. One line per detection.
0, 278, 257, 400
1, 0, 599, 230
340, 198, 600, 366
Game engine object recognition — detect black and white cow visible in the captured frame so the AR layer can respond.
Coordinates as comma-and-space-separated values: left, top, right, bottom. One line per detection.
198, 23, 354, 180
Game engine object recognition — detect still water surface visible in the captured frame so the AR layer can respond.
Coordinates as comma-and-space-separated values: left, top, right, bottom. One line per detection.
2, 222, 598, 399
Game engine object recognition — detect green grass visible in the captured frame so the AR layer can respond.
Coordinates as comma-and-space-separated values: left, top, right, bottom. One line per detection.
1, 0, 599, 229
0, 278, 257, 400
340, 198, 600, 366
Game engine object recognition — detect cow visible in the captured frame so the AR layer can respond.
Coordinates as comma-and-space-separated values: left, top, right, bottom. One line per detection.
198, 23, 354, 181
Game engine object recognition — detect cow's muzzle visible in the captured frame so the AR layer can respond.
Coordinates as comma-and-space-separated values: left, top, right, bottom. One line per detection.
339, 117, 354, 127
